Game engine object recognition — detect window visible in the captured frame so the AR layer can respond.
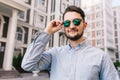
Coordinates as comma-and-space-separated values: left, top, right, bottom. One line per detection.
26, 9, 30, 23
0, 19, 1, 27
0, 42, 5, 52
95, 21, 101, 28
16, 27, 23, 41
96, 12, 101, 19
16, 27, 25, 42
34, 13, 46, 28
87, 23, 92, 29
18, 10, 26, 21
86, 15, 90, 20
96, 30, 102, 37
22, 0, 29, 2
74, 0, 80, 7
114, 24, 117, 29
87, 32, 92, 38
0, 19, 1, 30
2, 16, 9, 38
23, 27, 28, 44
37, 15, 45, 25
115, 38, 118, 43
61, 3, 66, 13
96, 22, 100, 26
25, 0, 31, 4
0, 15, 5, 37
115, 31, 117, 36
95, 4, 101, 10
39, 15, 44, 22
115, 50, 119, 59
114, 18, 116, 23
114, 11, 116, 16
96, 39, 102, 46
59, 32, 66, 46
14, 49, 22, 57
38, 0, 45, 5
22, 0, 31, 4
49, 35, 54, 47
31, 29, 38, 41
18, 11, 24, 19
51, 0, 55, 12
50, 15, 55, 20
59, 15, 62, 20
36, 0, 47, 12
87, 40, 92, 45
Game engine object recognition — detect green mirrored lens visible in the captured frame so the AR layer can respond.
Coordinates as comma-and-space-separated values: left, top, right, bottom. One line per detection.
73, 19, 81, 26
63, 20, 70, 27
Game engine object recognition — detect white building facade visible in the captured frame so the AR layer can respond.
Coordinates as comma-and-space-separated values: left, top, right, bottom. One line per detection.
47, 0, 81, 47
113, 6, 120, 61
0, 0, 30, 70
81, 0, 116, 61
0, 0, 81, 70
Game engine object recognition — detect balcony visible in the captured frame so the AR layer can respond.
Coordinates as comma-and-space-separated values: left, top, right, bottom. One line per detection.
0, 0, 29, 12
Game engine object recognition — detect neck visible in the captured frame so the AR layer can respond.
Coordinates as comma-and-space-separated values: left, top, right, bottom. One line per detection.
69, 37, 84, 48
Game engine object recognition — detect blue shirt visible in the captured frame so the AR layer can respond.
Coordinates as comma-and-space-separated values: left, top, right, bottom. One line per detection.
21, 32, 120, 80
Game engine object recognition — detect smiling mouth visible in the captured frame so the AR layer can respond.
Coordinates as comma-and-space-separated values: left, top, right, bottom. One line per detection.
68, 30, 78, 33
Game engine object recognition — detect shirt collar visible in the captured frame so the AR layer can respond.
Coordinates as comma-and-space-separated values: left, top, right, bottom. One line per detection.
67, 38, 87, 50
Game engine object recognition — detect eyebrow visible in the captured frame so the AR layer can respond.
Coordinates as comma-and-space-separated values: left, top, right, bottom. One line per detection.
64, 18, 82, 21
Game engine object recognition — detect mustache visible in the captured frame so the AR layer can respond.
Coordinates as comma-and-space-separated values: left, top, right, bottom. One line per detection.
68, 28, 78, 32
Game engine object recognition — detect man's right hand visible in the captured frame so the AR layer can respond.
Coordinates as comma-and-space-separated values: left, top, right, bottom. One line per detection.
44, 20, 63, 35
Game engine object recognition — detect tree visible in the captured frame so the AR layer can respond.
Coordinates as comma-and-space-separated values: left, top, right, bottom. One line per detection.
114, 61, 120, 70
12, 53, 25, 72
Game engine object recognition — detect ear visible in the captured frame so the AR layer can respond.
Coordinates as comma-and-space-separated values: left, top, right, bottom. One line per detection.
83, 22, 87, 29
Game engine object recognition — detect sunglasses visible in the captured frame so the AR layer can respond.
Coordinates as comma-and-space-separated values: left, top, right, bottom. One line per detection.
63, 18, 82, 27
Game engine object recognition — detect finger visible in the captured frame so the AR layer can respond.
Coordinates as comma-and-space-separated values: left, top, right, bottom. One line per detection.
54, 20, 62, 25
57, 23, 63, 30
51, 20, 63, 27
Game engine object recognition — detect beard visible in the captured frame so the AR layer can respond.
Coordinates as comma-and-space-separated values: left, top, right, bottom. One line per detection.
64, 29, 84, 41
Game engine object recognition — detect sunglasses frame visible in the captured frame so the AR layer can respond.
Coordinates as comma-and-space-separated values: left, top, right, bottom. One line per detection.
63, 18, 82, 27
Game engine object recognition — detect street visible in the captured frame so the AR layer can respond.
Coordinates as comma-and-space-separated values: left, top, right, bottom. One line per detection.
0, 72, 49, 80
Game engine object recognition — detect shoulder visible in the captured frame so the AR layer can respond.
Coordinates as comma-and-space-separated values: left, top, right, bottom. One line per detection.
46, 45, 67, 54
86, 45, 109, 58
85, 46, 112, 64
87, 45, 104, 53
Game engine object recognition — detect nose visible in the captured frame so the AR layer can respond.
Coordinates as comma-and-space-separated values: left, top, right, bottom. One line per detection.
69, 22, 75, 28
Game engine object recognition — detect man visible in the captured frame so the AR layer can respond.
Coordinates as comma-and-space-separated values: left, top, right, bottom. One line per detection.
21, 6, 119, 80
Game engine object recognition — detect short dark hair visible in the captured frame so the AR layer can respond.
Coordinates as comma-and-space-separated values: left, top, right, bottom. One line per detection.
63, 6, 85, 22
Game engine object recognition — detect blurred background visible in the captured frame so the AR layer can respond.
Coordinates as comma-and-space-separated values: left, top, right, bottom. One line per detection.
0, 0, 120, 78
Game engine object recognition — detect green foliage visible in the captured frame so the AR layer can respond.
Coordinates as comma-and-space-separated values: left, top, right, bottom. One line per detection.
114, 61, 120, 70
12, 53, 24, 72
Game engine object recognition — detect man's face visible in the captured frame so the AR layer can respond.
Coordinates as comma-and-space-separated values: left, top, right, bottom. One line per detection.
63, 12, 86, 41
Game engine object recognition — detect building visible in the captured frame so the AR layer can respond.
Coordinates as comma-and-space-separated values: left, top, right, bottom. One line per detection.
47, 0, 81, 47
81, 0, 116, 61
113, 6, 120, 61
0, 0, 30, 70
0, 0, 81, 71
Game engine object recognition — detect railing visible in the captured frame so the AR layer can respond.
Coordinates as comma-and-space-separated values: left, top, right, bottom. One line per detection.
32, 71, 40, 77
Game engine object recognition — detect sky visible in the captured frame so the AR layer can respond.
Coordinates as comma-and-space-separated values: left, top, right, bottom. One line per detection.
81, 0, 120, 7
112, 0, 120, 7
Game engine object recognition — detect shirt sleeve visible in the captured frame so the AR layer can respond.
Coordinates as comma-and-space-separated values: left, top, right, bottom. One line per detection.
100, 53, 120, 80
21, 31, 52, 71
